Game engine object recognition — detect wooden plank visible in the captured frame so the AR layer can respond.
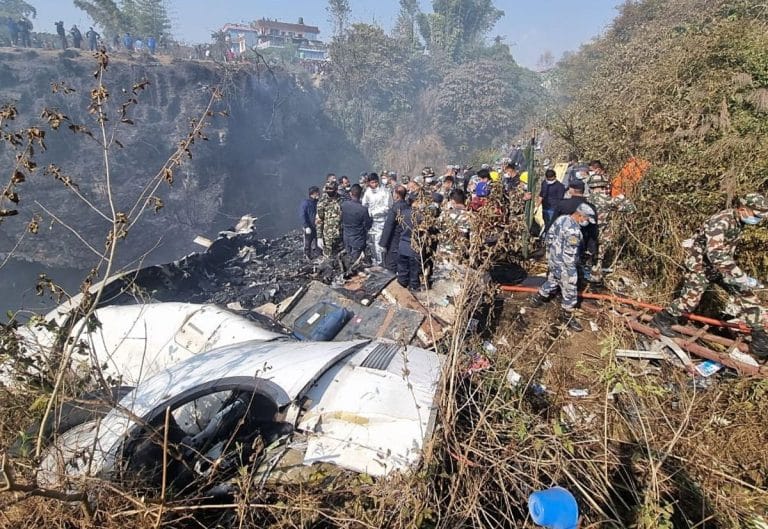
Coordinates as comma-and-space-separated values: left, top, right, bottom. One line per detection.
381, 282, 451, 346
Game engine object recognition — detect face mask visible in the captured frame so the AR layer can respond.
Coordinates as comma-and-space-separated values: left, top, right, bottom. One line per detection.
588, 171, 596, 176
578, 219, 590, 227
575, 173, 585, 180
382, 178, 388, 185
741, 215, 762, 225
545, 179, 556, 185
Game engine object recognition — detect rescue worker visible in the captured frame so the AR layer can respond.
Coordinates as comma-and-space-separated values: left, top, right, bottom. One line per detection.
440, 175, 455, 204
586, 160, 611, 192
652, 193, 768, 358
341, 184, 373, 264
397, 196, 422, 291
55, 21, 67, 49
18, 18, 31, 47
562, 153, 580, 190
86, 27, 100, 51
537, 169, 566, 226
387, 172, 399, 190
299, 186, 319, 260
70, 25, 83, 49
437, 189, 471, 264
338, 175, 351, 200
589, 186, 635, 276
6, 18, 19, 46
380, 185, 409, 274
315, 181, 344, 260
530, 203, 598, 332
503, 162, 528, 215
361, 172, 392, 266
546, 180, 599, 278
318, 173, 339, 208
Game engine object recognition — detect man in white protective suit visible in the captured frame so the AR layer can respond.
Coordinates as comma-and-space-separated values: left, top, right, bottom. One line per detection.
361, 172, 393, 266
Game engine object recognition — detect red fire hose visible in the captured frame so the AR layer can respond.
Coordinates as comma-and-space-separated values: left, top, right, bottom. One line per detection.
499, 285, 752, 334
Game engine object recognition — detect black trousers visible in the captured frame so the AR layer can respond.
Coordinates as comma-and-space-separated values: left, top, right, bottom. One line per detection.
303, 231, 317, 259
384, 245, 399, 274
397, 253, 420, 290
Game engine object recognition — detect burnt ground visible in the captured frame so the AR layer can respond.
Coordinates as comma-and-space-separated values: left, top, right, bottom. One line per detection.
96, 229, 322, 316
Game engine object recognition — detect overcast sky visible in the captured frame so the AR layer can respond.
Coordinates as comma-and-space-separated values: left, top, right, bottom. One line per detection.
27, 0, 622, 68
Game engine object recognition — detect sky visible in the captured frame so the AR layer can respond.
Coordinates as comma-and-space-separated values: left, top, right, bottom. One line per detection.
26, 0, 622, 69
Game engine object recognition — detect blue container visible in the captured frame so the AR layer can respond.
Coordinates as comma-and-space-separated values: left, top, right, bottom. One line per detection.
292, 302, 352, 341
528, 487, 579, 529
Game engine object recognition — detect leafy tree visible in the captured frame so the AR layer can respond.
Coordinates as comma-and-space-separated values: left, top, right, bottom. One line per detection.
553, 0, 768, 292
326, 0, 350, 37
419, 0, 504, 62
393, 0, 422, 51
434, 58, 537, 154
73, 0, 128, 38
326, 23, 416, 161
73, 0, 171, 40
121, 0, 171, 39
0, 0, 35, 19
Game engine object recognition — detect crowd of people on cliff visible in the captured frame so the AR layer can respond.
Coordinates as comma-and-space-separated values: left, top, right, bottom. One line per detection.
2, 17, 159, 54
300, 156, 768, 358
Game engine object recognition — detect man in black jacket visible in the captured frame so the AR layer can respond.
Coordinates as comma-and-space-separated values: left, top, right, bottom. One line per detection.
341, 184, 372, 264
379, 185, 408, 273
396, 199, 421, 291
537, 169, 566, 226
299, 186, 319, 260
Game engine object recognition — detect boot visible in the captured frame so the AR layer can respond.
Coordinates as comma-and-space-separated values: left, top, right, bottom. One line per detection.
750, 329, 768, 359
529, 293, 549, 308
560, 311, 584, 332
651, 309, 678, 337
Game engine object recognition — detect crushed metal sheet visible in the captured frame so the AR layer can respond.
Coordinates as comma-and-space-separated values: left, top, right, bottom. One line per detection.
280, 281, 424, 344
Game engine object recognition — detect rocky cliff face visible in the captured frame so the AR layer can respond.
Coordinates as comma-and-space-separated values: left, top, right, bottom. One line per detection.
0, 49, 366, 273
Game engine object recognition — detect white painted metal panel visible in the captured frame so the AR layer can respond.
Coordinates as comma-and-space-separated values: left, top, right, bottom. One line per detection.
297, 343, 443, 476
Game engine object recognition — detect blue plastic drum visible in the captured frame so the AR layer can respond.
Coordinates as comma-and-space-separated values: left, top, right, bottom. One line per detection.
528, 487, 579, 529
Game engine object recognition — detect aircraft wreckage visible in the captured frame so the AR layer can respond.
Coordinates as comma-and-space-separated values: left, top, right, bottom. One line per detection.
4, 216, 764, 500
3, 217, 459, 496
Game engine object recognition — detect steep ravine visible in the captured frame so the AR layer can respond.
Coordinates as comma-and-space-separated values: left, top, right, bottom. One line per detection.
0, 49, 366, 315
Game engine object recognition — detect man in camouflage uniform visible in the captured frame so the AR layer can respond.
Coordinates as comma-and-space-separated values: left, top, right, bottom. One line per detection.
530, 203, 598, 332
315, 181, 344, 259
652, 193, 768, 358
437, 188, 472, 265
585, 160, 638, 277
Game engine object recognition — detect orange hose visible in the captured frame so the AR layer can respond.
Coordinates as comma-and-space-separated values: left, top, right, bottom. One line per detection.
499, 285, 752, 334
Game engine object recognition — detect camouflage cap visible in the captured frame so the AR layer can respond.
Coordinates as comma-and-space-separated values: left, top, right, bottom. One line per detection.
324, 181, 338, 192
421, 167, 435, 177
739, 193, 768, 214
576, 203, 597, 224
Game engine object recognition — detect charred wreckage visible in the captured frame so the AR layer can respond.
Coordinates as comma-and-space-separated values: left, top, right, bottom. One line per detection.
2, 217, 465, 501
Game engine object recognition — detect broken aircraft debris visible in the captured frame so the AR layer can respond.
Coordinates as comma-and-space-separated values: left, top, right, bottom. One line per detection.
5, 217, 455, 495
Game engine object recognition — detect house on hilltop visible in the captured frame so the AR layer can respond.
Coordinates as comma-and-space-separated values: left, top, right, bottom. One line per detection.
220, 17, 328, 61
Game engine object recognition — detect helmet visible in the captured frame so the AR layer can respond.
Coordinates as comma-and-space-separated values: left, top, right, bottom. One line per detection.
421, 167, 435, 177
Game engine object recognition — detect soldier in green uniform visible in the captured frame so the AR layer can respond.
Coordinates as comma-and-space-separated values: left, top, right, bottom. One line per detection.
315, 181, 344, 259
589, 189, 635, 277
652, 193, 768, 357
